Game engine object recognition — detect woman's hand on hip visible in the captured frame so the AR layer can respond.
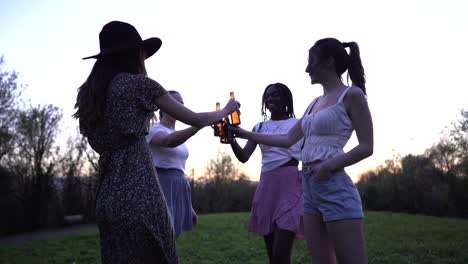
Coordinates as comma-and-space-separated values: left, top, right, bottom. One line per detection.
314, 161, 333, 181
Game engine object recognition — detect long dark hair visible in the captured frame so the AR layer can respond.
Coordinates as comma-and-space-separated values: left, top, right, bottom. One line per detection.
312, 38, 366, 94
73, 48, 145, 134
261, 83, 295, 121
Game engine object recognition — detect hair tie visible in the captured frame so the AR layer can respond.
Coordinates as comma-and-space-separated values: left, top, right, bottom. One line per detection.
342, 42, 350, 48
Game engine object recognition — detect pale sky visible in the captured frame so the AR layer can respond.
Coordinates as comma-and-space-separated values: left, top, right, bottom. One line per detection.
1, 0, 467, 182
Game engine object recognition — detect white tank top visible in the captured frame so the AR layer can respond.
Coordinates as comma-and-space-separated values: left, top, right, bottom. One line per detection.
301, 87, 353, 163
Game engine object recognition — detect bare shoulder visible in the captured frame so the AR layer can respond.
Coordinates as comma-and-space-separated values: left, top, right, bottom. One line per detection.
347, 86, 365, 98
344, 86, 366, 104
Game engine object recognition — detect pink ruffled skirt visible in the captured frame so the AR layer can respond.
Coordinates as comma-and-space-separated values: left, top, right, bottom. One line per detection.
248, 166, 304, 236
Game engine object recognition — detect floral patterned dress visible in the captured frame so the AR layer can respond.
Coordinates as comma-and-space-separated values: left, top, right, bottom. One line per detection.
81, 73, 178, 264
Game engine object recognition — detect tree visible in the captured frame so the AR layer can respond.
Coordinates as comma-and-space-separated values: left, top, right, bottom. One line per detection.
0, 164, 24, 235
426, 138, 458, 175
451, 109, 468, 176
203, 151, 238, 182
58, 132, 99, 220
7, 104, 63, 230
59, 133, 88, 215
0, 56, 22, 162
14, 104, 62, 177
426, 109, 468, 177
191, 151, 256, 213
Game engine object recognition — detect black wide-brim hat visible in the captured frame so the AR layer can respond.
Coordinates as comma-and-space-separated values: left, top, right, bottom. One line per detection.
83, 21, 162, 60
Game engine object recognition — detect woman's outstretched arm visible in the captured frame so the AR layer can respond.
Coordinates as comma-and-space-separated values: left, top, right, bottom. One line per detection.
232, 119, 303, 148
155, 93, 239, 128
149, 126, 201, 148
230, 126, 258, 163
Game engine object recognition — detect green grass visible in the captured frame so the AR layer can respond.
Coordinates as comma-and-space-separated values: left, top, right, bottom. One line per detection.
1, 212, 467, 263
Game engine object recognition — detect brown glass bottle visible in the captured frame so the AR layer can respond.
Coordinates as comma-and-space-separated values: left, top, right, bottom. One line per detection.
229, 92, 241, 125
215, 102, 224, 138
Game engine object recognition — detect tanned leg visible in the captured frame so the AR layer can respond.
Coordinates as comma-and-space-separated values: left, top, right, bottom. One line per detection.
304, 214, 336, 264
327, 219, 367, 264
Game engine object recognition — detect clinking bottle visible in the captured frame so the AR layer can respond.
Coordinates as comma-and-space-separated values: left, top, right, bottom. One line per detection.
214, 102, 224, 138
214, 101, 233, 144
229, 92, 241, 125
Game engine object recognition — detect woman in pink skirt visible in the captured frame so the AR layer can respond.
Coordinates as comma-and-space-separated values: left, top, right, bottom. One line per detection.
230, 83, 303, 264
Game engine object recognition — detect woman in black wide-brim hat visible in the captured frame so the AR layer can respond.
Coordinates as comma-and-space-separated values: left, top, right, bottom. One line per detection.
74, 21, 239, 264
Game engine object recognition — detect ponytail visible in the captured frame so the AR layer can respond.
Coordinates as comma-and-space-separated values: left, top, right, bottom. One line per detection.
343, 42, 366, 95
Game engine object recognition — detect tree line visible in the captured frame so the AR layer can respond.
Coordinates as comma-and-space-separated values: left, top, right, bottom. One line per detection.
357, 109, 468, 217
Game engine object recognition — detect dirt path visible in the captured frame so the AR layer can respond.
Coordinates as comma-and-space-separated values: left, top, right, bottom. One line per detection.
0, 224, 97, 245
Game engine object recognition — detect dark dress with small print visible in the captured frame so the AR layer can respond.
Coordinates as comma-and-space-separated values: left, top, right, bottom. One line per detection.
81, 73, 178, 264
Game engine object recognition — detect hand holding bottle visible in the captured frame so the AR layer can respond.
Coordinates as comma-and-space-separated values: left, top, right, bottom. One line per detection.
212, 92, 241, 144
223, 98, 240, 117
229, 92, 241, 125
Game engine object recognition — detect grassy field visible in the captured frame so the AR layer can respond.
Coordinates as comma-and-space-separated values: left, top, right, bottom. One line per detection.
1, 211, 467, 263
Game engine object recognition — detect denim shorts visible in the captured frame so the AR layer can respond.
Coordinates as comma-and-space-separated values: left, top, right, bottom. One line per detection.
302, 164, 363, 222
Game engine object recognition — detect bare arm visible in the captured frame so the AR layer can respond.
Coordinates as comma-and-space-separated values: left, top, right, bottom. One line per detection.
232, 119, 303, 148
324, 87, 374, 171
155, 93, 238, 128
150, 126, 201, 148
230, 125, 258, 163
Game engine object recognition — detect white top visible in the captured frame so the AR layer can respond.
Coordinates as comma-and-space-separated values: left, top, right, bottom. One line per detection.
146, 124, 189, 171
301, 87, 353, 163
255, 118, 302, 172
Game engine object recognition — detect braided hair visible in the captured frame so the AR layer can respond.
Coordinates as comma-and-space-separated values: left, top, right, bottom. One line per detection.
261, 83, 295, 122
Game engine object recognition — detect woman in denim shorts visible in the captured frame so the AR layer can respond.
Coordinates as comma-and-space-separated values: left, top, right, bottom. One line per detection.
233, 38, 373, 264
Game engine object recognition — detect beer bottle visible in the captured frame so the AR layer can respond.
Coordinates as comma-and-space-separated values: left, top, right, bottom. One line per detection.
215, 102, 231, 143
221, 109, 231, 144
215, 102, 224, 137
229, 92, 241, 125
